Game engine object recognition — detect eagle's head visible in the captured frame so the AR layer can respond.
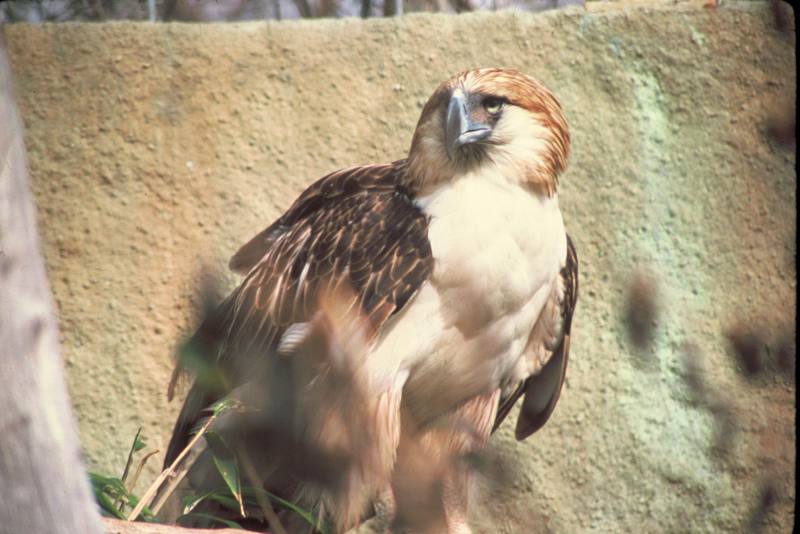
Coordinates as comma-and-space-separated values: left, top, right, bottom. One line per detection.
407, 68, 570, 196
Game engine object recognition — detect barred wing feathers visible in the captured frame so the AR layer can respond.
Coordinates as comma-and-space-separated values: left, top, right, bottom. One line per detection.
164, 161, 434, 467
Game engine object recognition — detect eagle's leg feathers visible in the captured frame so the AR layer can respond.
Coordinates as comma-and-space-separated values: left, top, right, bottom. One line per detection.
390, 389, 500, 534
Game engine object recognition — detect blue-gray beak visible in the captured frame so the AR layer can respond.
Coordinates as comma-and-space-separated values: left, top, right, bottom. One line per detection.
446, 92, 491, 160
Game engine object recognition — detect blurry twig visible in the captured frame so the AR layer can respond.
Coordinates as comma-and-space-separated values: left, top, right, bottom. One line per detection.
101, 517, 243, 533
90, 0, 106, 19
451, 0, 474, 12
128, 450, 160, 497
293, 0, 313, 17
238, 449, 289, 534
384, 0, 403, 16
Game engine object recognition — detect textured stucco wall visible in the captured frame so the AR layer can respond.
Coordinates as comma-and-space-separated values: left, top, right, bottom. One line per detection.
4, 3, 795, 532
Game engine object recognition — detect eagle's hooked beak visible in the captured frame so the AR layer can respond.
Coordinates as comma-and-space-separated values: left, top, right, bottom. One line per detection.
446, 91, 491, 161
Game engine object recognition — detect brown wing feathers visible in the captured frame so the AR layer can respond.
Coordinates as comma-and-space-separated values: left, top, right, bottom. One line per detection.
164, 161, 433, 467
229, 163, 401, 276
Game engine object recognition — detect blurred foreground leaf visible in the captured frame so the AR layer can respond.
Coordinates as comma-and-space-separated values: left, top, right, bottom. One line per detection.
90, 474, 128, 520
89, 472, 156, 522
211, 397, 243, 417
133, 432, 146, 453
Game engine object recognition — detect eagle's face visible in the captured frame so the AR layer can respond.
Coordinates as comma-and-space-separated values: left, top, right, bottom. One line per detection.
407, 68, 570, 196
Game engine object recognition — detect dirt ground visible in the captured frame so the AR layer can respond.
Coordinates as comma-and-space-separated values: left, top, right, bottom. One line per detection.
4, 2, 795, 532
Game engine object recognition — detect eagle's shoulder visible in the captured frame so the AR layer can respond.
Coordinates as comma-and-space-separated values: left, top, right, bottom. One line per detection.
229, 161, 407, 275
224, 157, 432, 356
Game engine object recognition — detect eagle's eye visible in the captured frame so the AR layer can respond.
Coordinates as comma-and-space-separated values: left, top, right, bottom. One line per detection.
482, 96, 505, 115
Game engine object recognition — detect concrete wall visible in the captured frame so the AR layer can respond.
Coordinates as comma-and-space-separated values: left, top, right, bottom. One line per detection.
4, 3, 795, 532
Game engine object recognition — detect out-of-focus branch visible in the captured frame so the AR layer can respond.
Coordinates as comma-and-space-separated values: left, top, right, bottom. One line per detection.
384, 0, 403, 16
102, 517, 243, 534
451, 0, 473, 13
0, 34, 104, 534
293, 0, 314, 18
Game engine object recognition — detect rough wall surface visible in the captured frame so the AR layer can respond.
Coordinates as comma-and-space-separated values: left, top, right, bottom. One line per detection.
4, 4, 795, 532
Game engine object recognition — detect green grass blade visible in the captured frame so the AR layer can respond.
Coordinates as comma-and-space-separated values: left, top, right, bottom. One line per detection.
205, 432, 245, 517
182, 489, 219, 515
90, 472, 127, 495
121, 428, 143, 484
133, 431, 146, 452
95, 489, 127, 519
209, 397, 241, 417
89, 471, 156, 521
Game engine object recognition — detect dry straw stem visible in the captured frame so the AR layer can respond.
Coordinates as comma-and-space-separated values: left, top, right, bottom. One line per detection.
129, 450, 161, 496
149, 450, 195, 517
120, 428, 143, 488
127, 413, 219, 521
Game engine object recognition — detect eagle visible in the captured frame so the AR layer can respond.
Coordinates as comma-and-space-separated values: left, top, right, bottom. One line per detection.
162, 68, 578, 534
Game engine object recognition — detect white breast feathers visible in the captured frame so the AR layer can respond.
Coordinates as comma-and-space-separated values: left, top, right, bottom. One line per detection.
367, 169, 567, 421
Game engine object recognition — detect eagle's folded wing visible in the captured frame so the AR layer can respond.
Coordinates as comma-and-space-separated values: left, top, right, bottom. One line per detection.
164, 161, 434, 467
494, 234, 578, 439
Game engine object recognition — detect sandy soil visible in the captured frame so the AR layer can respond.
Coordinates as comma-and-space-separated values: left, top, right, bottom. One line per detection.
4, 3, 795, 532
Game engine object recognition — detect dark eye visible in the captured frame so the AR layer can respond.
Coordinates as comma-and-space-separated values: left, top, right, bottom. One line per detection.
482, 97, 505, 115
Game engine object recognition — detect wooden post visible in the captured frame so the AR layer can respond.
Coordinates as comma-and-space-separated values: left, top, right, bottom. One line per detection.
0, 32, 105, 534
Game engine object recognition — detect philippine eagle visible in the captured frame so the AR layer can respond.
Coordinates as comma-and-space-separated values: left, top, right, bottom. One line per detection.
162, 68, 578, 534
